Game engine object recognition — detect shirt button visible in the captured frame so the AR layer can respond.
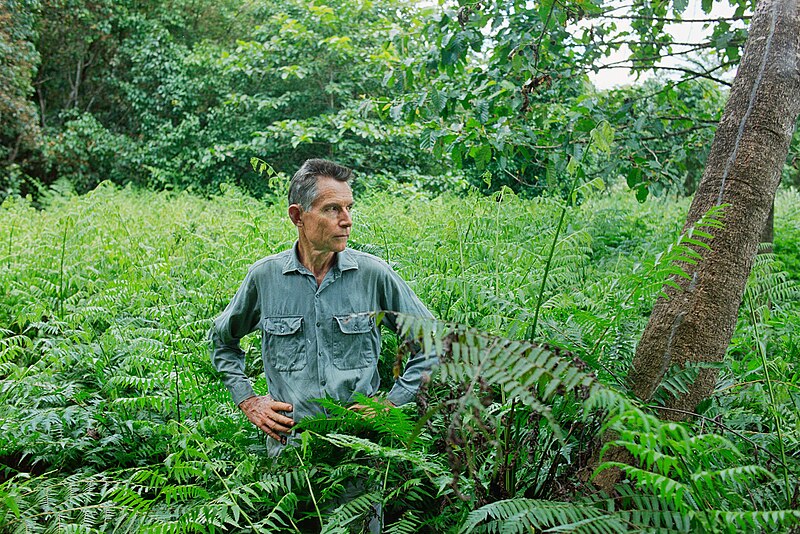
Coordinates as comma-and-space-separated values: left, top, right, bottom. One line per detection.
316, 322, 321, 327
314, 294, 320, 299
320, 379, 327, 386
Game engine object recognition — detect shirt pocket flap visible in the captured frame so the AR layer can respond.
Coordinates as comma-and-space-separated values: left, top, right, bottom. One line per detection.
264, 316, 303, 335
334, 314, 373, 334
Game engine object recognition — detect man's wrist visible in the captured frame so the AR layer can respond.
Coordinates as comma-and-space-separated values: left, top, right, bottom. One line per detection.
230, 381, 256, 406
238, 393, 274, 409
238, 395, 255, 409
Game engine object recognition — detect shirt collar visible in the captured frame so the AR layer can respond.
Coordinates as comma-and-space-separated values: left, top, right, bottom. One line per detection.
282, 242, 359, 275
337, 247, 359, 272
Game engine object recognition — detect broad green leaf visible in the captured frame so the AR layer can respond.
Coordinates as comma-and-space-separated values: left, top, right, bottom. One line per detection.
566, 155, 579, 176
590, 121, 614, 154
673, 0, 689, 15
626, 167, 644, 189
452, 144, 463, 168
470, 144, 492, 169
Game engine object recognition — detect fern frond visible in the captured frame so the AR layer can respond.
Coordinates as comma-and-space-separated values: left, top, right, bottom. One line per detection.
689, 465, 774, 494
320, 491, 381, 534
461, 498, 623, 534
695, 509, 800, 533
603, 439, 682, 478
314, 433, 445, 475
385, 511, 422, 534
595, 463, 689, 509
253, 492, 300, 533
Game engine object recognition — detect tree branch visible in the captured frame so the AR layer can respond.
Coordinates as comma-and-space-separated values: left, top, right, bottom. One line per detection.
637, 124, 715, 141
589, 38, 745, 49
587, 62, 734, 87
596, 14, 752, 23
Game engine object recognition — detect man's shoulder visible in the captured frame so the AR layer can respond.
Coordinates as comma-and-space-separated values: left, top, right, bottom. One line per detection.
248, 248, 293, 274
343, 247, 394, 273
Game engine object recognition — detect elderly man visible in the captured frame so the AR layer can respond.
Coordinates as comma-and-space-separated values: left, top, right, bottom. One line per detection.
210, 158, 435, 455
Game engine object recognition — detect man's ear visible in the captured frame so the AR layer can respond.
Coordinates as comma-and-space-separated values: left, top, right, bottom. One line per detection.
288, 204, 303, 227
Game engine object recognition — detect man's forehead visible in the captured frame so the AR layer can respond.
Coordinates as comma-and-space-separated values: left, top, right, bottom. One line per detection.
313, 176, 353, 203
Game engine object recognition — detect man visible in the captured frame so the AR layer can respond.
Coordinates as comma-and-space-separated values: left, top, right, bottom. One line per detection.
210, 158, 435, 455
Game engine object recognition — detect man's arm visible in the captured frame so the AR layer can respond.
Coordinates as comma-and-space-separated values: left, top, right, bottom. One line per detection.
378, 267, 438, 407
210, 268, 296, 441
210, 269, 262, 405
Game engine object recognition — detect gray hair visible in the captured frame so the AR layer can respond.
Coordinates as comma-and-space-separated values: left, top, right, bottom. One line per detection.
288, 159, 353, 210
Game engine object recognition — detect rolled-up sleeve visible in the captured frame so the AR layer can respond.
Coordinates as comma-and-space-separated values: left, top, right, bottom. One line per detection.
210, 269, 262, 406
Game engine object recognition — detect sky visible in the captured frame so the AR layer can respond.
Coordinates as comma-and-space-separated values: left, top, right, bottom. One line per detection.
587, 0, 747, 90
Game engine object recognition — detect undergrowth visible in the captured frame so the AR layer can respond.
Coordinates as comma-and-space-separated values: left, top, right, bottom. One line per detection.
1, 183, 799, 532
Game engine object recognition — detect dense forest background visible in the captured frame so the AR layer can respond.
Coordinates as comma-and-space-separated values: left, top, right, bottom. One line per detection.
4, 0, 797, 201
1, 0, 800, 532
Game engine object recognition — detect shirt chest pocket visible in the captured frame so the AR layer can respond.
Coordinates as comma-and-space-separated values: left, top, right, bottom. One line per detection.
263, 316, 306, 372
333, 314, 377, 370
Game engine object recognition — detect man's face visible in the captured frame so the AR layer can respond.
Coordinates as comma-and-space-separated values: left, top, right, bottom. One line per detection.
296, 176, 354, 255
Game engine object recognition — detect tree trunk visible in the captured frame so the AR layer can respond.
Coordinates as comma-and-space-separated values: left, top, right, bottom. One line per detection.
628, 0, 800, 415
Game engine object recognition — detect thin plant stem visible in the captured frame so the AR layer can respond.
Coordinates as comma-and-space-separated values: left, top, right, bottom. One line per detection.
166, 305, 184, 422
494, 188, 503, 299
58, 219, 69, 319
504, 398, 516, 494
529, 141, 592, 341
382, 459, 391, 494
746, 292, 791, 504
293, 448, 323, 524
6, 222, 12, 270
268, 494, 303, 534
716, 379, 800, 395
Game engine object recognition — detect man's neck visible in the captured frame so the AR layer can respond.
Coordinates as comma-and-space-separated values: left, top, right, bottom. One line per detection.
296, 243, 336, 286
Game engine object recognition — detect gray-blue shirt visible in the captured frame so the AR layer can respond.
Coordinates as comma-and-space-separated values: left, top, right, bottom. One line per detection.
210, 244, 435, 434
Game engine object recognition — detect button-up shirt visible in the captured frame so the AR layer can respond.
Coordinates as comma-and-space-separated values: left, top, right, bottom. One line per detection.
210, 244, 435, 445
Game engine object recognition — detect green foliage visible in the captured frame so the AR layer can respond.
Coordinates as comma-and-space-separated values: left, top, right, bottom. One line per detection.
2, 184, 798, 531
0, 0, 42, 196
0, 0, 447, 199
375, 0, 746, 199
461, 498, 627, 533
596, 409, 800, 532
774, 188, 800, 280
601, 79, 728, 198
2, 0, 765, 202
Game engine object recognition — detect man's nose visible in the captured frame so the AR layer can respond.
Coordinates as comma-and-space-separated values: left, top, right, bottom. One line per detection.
340, 209, 352, 227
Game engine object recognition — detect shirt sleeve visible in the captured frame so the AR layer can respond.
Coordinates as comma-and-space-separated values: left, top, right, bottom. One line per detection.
209, 268, 262, 406
378, 266, 438, 407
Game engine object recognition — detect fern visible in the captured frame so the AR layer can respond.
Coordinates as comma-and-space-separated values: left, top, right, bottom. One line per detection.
461, 498, 627, 534
384, 511, 422, 534
300, 393, 416, 445
2, 185, 799, 533
651, 362, 725, 406
319, 491, 381, 533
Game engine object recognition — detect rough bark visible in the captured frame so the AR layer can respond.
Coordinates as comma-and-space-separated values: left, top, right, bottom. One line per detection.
628, 0, 800, 415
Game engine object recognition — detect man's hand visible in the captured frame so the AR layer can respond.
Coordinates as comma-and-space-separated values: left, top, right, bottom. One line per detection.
348, 397, 395, 418
239, 395, 294, 443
